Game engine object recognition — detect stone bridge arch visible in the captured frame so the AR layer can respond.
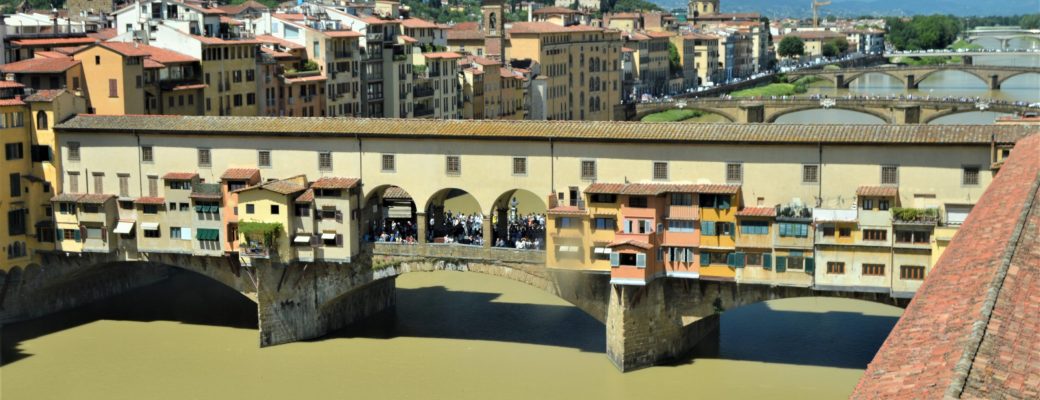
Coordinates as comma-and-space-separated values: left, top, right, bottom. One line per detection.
765, 105, 893, 124
361, 184, 419, 242
633, 105, 738, 122
995, 70, 1040, 87
842, 70, 909, 88
914, 68, 993, 89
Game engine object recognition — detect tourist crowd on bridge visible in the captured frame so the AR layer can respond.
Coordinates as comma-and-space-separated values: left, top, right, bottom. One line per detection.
707, 93, 1036, 107
428, 211, 485, 246
368, 219, 419, 244
493, 214, 546, 250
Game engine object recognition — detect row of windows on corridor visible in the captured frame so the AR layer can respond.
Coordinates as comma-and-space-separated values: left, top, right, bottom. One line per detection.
59, 144, 982, 186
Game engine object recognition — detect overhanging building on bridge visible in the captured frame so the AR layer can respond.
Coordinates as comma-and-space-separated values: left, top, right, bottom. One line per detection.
27, 115, 1035, 301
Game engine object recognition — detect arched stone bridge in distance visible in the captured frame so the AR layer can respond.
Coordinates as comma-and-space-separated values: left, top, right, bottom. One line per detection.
1, 241, 902, 373
633, 98, 1036, 124
785, 64, 1040, 90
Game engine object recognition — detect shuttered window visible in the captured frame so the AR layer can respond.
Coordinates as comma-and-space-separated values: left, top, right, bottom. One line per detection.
108, 79, 118, 97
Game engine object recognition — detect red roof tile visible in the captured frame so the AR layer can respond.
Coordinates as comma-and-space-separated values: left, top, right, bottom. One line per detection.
401, 17, 439, 29
547, 206, 587, 216
95, 42, 151, 57
171, 83, 207, 91
295, 189, 314, 203
532, 6, 581, 15
852, 133, 1040, 399
0, 57, 81, 74
856, 186, 898, 197
446, 29, 486, 41
382, 186, 411, 199
0, 98, 26, 106
736, 207, 776, 217
77, 193, 115, 204
310, 177, 359, 189
11, 37, 98, 47
221, 168, 260, 181
134, 196, 166, 205
162, 172, 198, 180
424, 52, 463, 59
134, 44, 198, 64
51, 193, 83, 202
24, 89, 66, 102
0, 81, 26, 89
585, 182, 739, 195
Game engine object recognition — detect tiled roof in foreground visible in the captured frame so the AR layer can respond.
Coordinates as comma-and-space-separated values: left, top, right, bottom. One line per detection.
852, 133, 1040, 399
55, 115, 1037, 145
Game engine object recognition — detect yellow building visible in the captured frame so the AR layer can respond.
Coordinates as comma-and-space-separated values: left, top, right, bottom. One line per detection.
72, 42, 148, 115
235, 176, 308, 264
687, 33, 720, 85
506, 22, 621, 120
1, 97, 32, 271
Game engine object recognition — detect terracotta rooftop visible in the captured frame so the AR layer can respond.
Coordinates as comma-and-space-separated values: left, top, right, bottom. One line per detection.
0, 81, 25, 89
310, 177, 359, 190
318, 30, 362, 38
424, 52, 463, 59
221, 168, 260, 181
216, 0, 269, 15
400, 17, 438, 29
93, 42, 151, 57
532, 6, 580, 15
0, 99, 26, 106
256, 34, 305, 50
446, 29, 486, 40
134, 44, 198, 64
736, 207, 776, 217
399, 35, 417, 44
856, 186, 898, 197
547, 206, 587, 216
235, 177, 306, 195
449, 22, 479, 31
295, 189, 314, 203
55, 116, 1038, 145
0, 57, 81, 74
10, 37, 98, 47
77, 193, 115, 204
144, 59, 165, 69
852, 133, 1040, 399
382, 186, 411, 199
134, 196, 166, 205
87, 28, 117, 40
51, 193, 83, 202
23, 89, 65, 102
162, 172, 199, 180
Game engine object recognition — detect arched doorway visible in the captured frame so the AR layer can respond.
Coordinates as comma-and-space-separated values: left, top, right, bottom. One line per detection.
489, 189, 548, 250
362, 185, 418, 243
425, 188, 483, 245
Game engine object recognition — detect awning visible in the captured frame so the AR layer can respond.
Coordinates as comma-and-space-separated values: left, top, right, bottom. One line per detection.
594, 247, 611, 254
321, 233, 337, 240
114, 221, 135, 234
141, 222, 159, 231
557, 245, 579, 253
196, 229, 219, 240
293, 235, 312, 244
387, 205, 413, 219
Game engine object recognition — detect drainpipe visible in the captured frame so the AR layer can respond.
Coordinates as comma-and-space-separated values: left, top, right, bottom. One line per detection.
355, 132, 362, 252
549, 136, 555, 203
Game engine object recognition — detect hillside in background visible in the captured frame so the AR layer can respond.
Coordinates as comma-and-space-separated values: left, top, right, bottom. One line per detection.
652, 0, 1040, 18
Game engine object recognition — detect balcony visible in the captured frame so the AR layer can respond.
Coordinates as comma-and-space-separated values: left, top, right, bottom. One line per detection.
413, 85, 435, 98
891, 207, 940, 226
414, 106, 434, 117
334, 51, 353, 59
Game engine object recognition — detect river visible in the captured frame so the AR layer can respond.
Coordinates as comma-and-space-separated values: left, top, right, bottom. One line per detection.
1, 270, 901, 399
682, 37, 1040, 124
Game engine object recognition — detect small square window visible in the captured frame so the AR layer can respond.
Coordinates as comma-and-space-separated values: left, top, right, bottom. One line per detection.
258, 150, 271, 167
246, 204, 255, 214
141, 146, 153, 162
512, 157, 527, 175
653, 162, 668, 180
580, 160, 596, 180
68, 141, 81, 161
726, 162, 742, 183
271, 205, 280, 215
881, 165, 898, 185
381, 154, 395, 172
962, 166, 979, 186
318, 152, 332, 170
446, 155, 461, 175
197, 148, 211, 167
802, 165, 818, 183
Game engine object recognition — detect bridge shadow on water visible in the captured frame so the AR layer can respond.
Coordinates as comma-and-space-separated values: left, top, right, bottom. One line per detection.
318, 285, 607, 354
1, 270, 258, 367
673, 301, 901, 370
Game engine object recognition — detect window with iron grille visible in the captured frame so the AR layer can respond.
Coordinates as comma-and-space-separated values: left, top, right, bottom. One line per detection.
653, 162, 668, 180
258, 150, 271, 167
141, 146, 153, 162
197, 148, 211, 167
382, 154, 395, 172
68, 141, 80, 161
446, 155, 461, 175
881, 165, 898, 185
900, 265, 926, 280
318, 152, 333, 170
962, 166, 979, 186
512, 157, 527, 175
803, 165, 818, 183
862, 263, 885, 276
726, 162, 742, 183
826, 262, 845, 274
580, 160, 596, 180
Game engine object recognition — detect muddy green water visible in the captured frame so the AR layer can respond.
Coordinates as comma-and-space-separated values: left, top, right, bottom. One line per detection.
1, 270, 901, 399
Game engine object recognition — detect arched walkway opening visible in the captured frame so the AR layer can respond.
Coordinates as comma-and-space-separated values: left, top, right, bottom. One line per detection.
425, 188, 484, 245
362, 185, 418, 243
489, 189, 548, 250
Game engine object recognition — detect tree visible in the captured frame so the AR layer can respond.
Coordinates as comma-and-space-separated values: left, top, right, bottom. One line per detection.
827, 37, 849, 54
570, 0, 579, 10
777, 36, 805, 58
667, 42, 681, 76
821, 41, 839, 58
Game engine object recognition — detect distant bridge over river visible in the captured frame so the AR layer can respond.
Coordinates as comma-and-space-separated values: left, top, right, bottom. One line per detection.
785, 65, 1040, 90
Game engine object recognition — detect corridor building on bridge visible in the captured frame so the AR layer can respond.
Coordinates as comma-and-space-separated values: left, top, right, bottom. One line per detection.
36, 116, 1035, 301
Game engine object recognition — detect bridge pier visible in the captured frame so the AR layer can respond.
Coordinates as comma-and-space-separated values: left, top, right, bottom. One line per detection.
963, 55, 973, 66
893, 104, 922, 124
905, 75, 918, 90
835, 74, 848, 89
990, 75, 1000, 90
739, 103, 764, 123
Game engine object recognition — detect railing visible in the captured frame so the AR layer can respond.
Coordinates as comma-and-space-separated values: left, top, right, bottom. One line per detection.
369, 242, 546, 265
891, 207, 941, 225
241, 246, 270, 258
413, 86, 435, 98
414, 106, 434, 117
334, 51, 353, 58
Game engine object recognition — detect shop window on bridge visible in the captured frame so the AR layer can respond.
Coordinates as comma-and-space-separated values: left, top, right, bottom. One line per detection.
746, 252, 763, 267
895, 230, 930, 244
740, 221, 768, 235
616, 252, 643, 267
557, 245, 581, 260
863, 229, 887, 241
592, 246, 611, 260
668, 247, 694, 263
822, 225, 835, 237
900, 265, 926, 280
778, 222, 809, 237
827, 262, 845, 274
863, 263, 886, 276
294, 204, 310, 217
557, 217, 575, 228
589, 193, 616, 204
624, 219, 653, 234
699, 194, 731, 209
628, 196, 648, 208
593, 217, 615, 230
667, 219, 695, 233
670, 193, 693, 206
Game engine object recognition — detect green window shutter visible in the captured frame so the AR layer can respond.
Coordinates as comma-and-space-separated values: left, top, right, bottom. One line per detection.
726, 253, 735, 266
763, 253, 772, 270
735, 252, 746, 268
73, 229, 81, 242
195, 205, 204, 212
717, 196, 730, 209
702, 221, 716, 236
55, 229, 62, 242
609, 252, 619, 267
805, 257, 815, 273
700, 252, 711, 265
728, 223, 735, 239
776, 256, 787, 272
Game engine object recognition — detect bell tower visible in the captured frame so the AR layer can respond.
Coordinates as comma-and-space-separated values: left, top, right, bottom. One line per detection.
688, 0, 720, 19
480, 0, 506, 60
